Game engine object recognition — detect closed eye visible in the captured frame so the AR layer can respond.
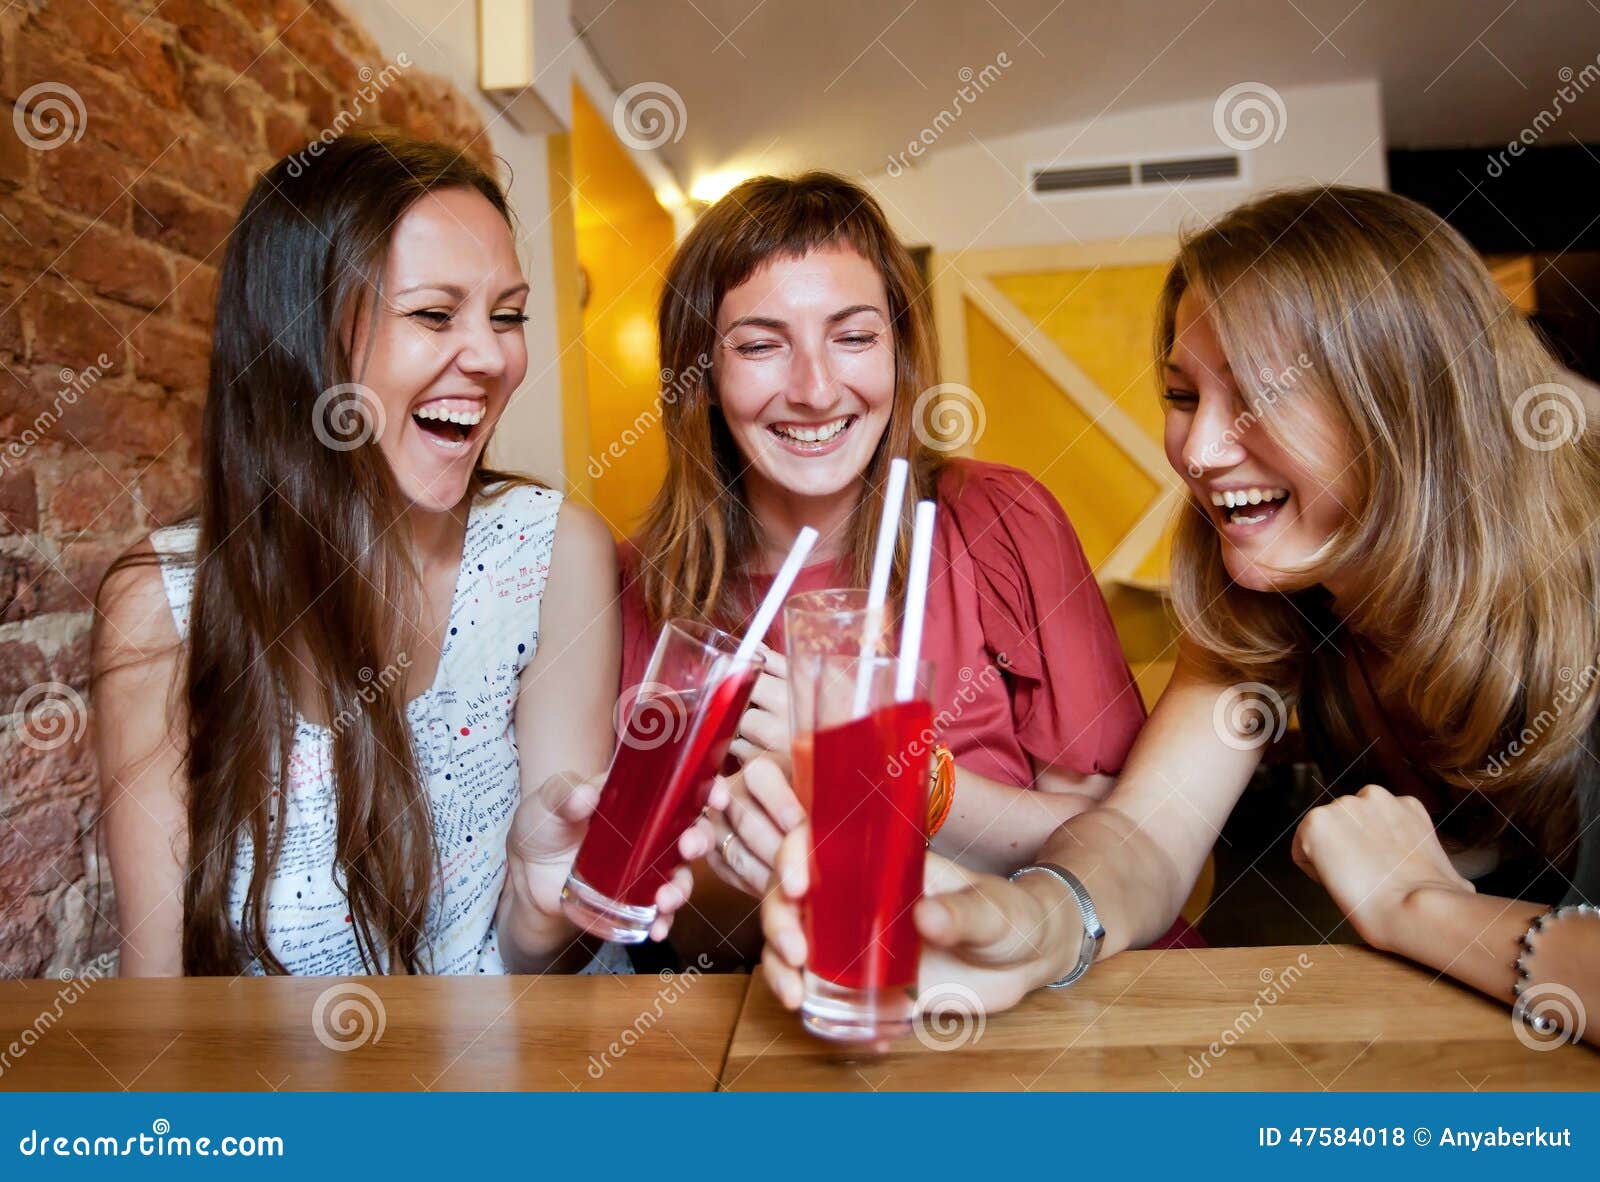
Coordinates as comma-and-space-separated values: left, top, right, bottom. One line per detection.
1162, 389, 1198, 407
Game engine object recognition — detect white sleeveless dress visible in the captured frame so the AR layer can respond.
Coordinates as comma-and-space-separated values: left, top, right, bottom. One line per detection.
150, 482, 628, 976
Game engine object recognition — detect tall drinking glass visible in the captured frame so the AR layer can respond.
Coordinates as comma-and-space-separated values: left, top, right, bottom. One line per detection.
781, 589, 893, 813
563, 620, 765, 943
801, 653, 935, 1042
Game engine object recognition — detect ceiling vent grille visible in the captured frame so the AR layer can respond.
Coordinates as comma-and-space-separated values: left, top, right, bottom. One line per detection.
1031, 153, 1241, 196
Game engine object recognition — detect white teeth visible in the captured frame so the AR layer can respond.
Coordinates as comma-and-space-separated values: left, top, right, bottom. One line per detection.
413, 405, 486, 426
1209, 487, 1288, 509
773, 417, 849, 444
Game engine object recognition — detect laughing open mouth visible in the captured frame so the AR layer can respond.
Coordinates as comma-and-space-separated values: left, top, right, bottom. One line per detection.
1210, 486, 1289, 526
412, 401, 486, 449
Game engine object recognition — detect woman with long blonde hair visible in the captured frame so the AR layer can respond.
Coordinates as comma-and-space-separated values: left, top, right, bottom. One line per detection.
763, 185, 1600, 1041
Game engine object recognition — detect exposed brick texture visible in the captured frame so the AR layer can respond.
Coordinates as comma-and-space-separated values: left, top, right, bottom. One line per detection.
0, 0, 496, 977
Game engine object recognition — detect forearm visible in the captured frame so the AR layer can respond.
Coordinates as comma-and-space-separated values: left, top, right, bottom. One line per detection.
1032, 805, 1192, 959
932, 767, 1100, 875
1390, 888, 1600, 1046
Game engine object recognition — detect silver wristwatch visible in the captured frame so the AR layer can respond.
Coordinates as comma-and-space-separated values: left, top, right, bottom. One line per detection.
1009, 862, 1103, 988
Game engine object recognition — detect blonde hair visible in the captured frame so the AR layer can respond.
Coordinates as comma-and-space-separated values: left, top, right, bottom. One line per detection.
1160, 185, 1600, 850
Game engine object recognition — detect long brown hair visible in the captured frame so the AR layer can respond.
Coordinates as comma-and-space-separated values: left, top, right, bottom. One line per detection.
1160, 185, 1600, 852
636, 172, 943, 630
107, 132, 527, 974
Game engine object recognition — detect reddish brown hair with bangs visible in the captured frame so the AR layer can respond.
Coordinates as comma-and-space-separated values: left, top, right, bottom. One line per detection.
635, 172, 943, 630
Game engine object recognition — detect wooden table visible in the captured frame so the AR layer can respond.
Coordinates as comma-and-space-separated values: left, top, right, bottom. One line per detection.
725, 946, 1600, 1091
1, 946, 1595, 1090
0, 971, 746, 1091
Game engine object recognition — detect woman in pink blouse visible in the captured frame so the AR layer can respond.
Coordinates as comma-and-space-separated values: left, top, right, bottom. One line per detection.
619, 171, 1186, 959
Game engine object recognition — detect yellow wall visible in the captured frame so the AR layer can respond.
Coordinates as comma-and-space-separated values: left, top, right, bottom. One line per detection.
960, 260, 1181, 700
569, 86, 678, 537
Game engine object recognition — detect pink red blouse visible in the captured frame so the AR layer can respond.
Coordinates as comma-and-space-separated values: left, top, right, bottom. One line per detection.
617, 460, 1146, 788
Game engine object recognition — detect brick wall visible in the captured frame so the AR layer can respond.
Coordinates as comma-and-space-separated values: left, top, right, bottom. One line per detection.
0, 0, 497, 977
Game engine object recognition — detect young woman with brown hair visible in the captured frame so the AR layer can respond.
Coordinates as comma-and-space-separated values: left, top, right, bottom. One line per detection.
763, 185, 1600, 1041
620, 172, 1167, 957
94, 132, 710, 976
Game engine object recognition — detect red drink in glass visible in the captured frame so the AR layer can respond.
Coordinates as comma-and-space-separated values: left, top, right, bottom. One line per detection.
782, 588, 892, 814
801, 654, 935, 1042
805, 699, 932, 989
562, 621, 764, 943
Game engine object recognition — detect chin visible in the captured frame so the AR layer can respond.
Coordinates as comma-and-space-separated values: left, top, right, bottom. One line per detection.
393, 463, 476, 515
1221, 545, 1317, 594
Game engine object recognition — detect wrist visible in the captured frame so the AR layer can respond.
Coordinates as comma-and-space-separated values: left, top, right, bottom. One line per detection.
499, 858, 578, 959
1015, 870, 1086, 992
1378, 883, 1459, 956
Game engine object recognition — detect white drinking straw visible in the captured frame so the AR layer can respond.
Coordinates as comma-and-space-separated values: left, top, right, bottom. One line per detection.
894, 500, 937, 702
851, 457, 909, 713
733, 526, 819, 667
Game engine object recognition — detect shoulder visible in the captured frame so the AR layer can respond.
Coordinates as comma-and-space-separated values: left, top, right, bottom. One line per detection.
95, 534, 182, 669
550, 499, 618, 577
937, 459, 1068, 525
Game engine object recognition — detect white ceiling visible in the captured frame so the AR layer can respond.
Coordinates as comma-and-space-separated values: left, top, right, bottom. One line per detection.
571, 0, 1600, 188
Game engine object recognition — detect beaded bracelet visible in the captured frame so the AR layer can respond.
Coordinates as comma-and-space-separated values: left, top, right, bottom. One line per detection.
1512, 902, 1599, 1034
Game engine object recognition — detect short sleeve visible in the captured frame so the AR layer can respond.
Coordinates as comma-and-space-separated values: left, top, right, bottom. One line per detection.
615, 541, 660, 696
943, 462, 1145, 775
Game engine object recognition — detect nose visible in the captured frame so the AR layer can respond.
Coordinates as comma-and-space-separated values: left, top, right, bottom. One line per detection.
455, 317, 508, 381
786, 340, 841, 413
1181, 392, 1250, 478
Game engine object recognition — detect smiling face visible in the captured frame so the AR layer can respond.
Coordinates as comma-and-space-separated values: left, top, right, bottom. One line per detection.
349, 187, 529, 514
1162, 289, 1355, 593
712, 244, 895, 509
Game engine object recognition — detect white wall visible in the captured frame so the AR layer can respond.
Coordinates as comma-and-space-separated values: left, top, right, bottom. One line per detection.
860, 79, 1387, 251
340, 0, 568, 483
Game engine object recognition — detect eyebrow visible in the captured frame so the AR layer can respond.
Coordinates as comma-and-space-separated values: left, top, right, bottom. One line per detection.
724, 304, 885, 332
394, 282, 530, 300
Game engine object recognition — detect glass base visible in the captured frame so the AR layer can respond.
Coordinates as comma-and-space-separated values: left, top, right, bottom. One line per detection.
800, 970, 914, 1043
560, 874, 655, 944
